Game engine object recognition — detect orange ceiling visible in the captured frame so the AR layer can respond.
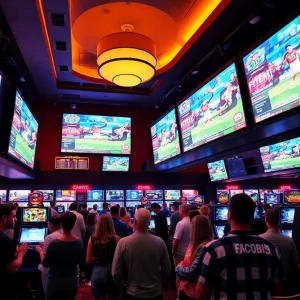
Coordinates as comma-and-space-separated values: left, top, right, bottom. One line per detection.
37, 0, 231, 84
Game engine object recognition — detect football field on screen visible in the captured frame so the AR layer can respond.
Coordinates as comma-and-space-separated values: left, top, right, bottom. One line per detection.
15, 135, 35, 164
156, 137, 180, 162
269, 157, 300, 171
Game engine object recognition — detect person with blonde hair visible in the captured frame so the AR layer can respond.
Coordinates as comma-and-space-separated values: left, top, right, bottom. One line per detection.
199, 205, 210, 217
86, 214, 120, 300
177, 215, 214, 299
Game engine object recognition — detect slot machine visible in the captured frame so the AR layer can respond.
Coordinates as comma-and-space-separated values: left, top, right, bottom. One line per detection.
213, 206, 229, 239
8, 190, 31, 207
164, 190, 181, 210
279, 207, 295, 238
126, 190, 143, 217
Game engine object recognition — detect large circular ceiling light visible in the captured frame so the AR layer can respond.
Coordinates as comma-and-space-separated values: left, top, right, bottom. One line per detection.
97, 24, 157, 87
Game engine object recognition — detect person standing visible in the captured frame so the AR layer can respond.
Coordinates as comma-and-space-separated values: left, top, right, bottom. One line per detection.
79, 204, 89, 223
0, 204, 28, 299
99, 203, 110, 216
42, 212, 84, 300
49, 201, 58, 217
112, 208, 171, 299
69, 202, 86, 239
169, 202, 180, 238
151, 203, 169, 243
36, 216, 62, 293
161, 203, 170, 217
111, 206, 129, 238
90, 204, 99, 215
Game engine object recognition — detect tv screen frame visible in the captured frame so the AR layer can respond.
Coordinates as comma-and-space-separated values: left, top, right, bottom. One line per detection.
126, 190, 143, 201
21, 207, 48, 224
164, 190, 181, 201
32, 190, 54, 202
55, 190, 76, 202
217, 190, 230, 205
284, 190, 300, 205
226, 156, 247, 178
242, 15, 300, 124
145, 190, 163, 201
244, 189, 260, 203
177, 61, 247, 153
214, 225, 225, 239
280, 207, 295, 225
106, 190, 124, 201
264, 193, 280, 205
9, 190, 31, 202
214, 206, 229, 221
61, 113, 131, 155
102, 156, 130, 172
87, 190, 104, 201
150, 107, 181, 165
181, 190, 198, 200
0, 190, 7, 202
208, 159, 228, 181
7, 89, 39, 169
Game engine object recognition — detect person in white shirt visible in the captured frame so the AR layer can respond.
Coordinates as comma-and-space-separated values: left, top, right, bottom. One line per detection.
89, 204, 98, 215
36, 216, 62, 293
69, 202, 85, 239
49, 201, 58, 217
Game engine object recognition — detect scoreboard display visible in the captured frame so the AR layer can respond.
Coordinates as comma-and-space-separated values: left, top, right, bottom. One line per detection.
55, 156, 89, 170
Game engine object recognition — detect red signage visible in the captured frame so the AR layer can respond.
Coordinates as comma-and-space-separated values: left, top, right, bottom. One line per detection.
71, 185, 90, 191
28, 192, 44, 206
226, 185, 240, 190
280, 185, 292, 190
136, 185, 152, 190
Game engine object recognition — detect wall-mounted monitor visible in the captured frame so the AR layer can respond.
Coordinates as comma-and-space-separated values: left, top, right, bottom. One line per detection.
55, 190, 76, 201
284, 190, 300, 205
0, 190, 7, 202
264, 193, 280, 205
280, 207, 295, 225
126, 190, 143, 201
107, 201, 124, 207
260, 137, 300, 173
21, 207, 48, 224
217, 190, 230, 205
230, 190, 244, 198
243, 15, 300, 123
61, 114, 131, 154
102, 156, 129, 172
145, 190, 163, 201
214, 206, 229, 221
87, 202, 102, 210
9, 190, 30, 202
164, 190, 181, 200
182, 190, 198, 200
259, 189, 273, 202
208, 160, 228, 181
280, 229, 292, 238
126, 201, 141, 208
226, 156, 247, 178
177, 63, 246, 152
87, 190, 104, 201
151, 108, 181, 164
8, 90, 38, 169
32, 190, 54, 202
244, 189, 259, 203
106, 190, 124, 201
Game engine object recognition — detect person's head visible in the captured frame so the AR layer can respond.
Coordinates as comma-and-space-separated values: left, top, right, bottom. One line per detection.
14, 202, 19, 212
50, 201, 56, 208
69, 202, 78, 211
93, 204, 98, 211
162, 203, 167, 209
116, 204, 120, 209
120, 207, 128, 218
48, 216, 61, 232
199, 205, 210, 217
134, 208, 151, 232
265, 209, 279, 229
172, 202, 179, 211
110, 206, 120, 218
189, 210, 200, 221
179, 204, 190, 219
190, 215, 214, 262
60, 212, 77, 232
93, 214, 116, 244
86, 213, 97, 226
263, 203, 271, 211
229, 194, 255, 228
285, 45, 292, 53
103, 203, 109, 211
151, 203, 161, 214
0, 204, 17, 230
82, 204, 87, 210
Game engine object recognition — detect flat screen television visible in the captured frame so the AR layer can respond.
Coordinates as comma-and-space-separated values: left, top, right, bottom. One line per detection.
0, 190, 7, 202
149, 219, 155, 229
226, 156, 247, 178
259, 189, 273, 202
55, 190, 76, 201
55, 206, 65, 214
164, 190, 181, 200
19, 227, 46, 244
264, 193, 280, 205
61, 114, 131, 154
8, 90, 38, 168
102, 156, 129, 172
21, 207, 48, 224
260, 137, 300, 172
181, 190, 198, 200
87, 190, 104, 201
208, 160, 228, 181
284, 190, 300, 205
217, 190, 230, 204
280, 207, 295, 224
254, 207, 261, 219
177, 62, 246, 152
151, 108, 181, 164
280, 229, 293, 238
87, 202, 102, 210
214, 206, 229, 221
9, 190, 31, 202
106, 190, 124, 201
126, 201, 141, 208
230, 190, 244, 198
107, 201, 124, 207
215, 225, 225, 238
244, 189, 259, 203
126, 190, 143, 201
32, 190, 54, 202
145, 190, 163, 201
243, 15, 300, 123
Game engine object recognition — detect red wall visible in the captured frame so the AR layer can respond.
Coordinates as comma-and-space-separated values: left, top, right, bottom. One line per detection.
31, 103, 161, 172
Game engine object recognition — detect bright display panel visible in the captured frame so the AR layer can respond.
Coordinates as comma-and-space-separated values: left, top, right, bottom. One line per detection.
208, 160, 228, 181
102, 156, 129, 171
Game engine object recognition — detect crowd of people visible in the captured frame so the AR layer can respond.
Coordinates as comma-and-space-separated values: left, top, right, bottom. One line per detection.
0, 194, 299, 300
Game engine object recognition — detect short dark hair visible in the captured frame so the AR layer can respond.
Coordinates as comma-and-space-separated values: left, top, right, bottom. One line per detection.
189, 210, 200, 221
69, 202, 78, 211
151, 203, 161, 209
82, 204, 87, 209
86, 213, 97, 226
265, 209, 279, 227
103, 203, 109, 209
285, 44, 291, 49
173, 202, 179, 209
263, 203, 271, 211
61, 212, 76, 231
110, 206, 119, 216
0, 204, 16, 220
229, 194, 255, 224
50, 201, 56, 207
14, 202, 19, 207
49, 216, 61, 227
116, 204, 120, 209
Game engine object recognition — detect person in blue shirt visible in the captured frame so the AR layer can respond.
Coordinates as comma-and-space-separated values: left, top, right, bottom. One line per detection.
161, 203, 170, 217
110, 206, 129, 238
98, 203, 110, 216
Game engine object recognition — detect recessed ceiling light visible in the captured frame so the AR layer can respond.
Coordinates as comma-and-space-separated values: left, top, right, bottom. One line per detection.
249, 16, 262, 25
191, 70, 199, 75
